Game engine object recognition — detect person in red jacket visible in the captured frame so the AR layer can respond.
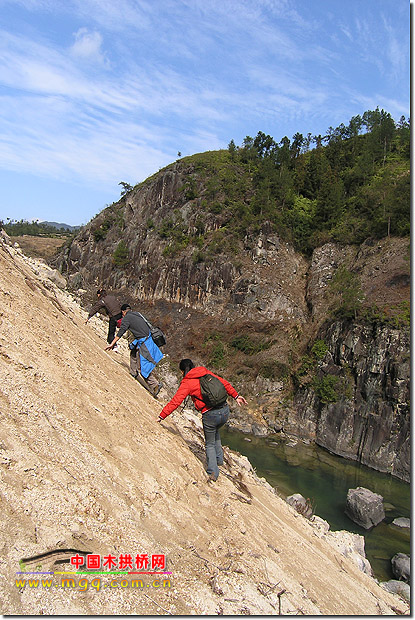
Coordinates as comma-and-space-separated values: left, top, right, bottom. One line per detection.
158, 359, 247, 481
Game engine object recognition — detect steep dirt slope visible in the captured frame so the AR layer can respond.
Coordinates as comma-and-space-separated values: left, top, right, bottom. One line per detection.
0, 237, 408, 615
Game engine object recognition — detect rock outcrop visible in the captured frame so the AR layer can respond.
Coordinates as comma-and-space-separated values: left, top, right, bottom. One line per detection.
292, 320, 410, 481
286, 493, 313, 519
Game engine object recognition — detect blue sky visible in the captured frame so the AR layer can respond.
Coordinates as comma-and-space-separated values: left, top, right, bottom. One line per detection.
0, 0, 410, 226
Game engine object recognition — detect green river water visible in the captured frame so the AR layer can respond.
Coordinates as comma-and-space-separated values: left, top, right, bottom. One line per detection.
221, 428, 410, 582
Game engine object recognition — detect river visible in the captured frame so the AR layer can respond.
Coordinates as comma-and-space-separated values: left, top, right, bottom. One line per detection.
221, 427, 410, 582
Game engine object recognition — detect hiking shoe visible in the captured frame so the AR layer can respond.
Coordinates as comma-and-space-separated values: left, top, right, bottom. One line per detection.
207, 473, 218, 483
153, 383, 163, 398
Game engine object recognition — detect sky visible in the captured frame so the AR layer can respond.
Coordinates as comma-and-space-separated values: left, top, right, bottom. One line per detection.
0, 0, 410, 227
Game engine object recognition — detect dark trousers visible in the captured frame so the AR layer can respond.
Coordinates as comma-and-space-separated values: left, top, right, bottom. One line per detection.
108, 312, 122, 344
202, 404, 229, 479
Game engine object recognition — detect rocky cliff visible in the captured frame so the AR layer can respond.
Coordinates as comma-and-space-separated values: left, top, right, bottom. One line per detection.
274, 241, 410, 482
54, 159, 410, 482
290, 320, 409, 480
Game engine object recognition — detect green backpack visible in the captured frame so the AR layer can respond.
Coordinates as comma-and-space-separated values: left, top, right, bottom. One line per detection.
195, 374, 227, 408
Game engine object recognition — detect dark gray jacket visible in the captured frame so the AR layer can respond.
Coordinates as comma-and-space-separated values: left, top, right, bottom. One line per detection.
117, 311, 150, 340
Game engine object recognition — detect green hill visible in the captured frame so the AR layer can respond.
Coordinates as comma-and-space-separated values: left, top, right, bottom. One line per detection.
134, 107, 409, 258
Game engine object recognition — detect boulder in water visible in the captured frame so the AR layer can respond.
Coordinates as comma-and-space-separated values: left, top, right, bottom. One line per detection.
344, 486, 385, 529
392, 517, 410, 529
391, 552, 410, 582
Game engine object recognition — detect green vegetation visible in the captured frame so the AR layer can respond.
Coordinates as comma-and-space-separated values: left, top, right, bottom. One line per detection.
362, 300, 410, 328
154, 108, 409, 257
312, 370, 354, 404
93, 216, 114, 241
296, 339, 329, 378
180, 176, 198, 200
2, 219, 75, 237
231, 109, 409, 253
312, 375, 340, 404
200, 327, 283, 379
387, 300, 410, 328
294, 337, 354, 404
119, 181, 133, 196
87, 108, 408, 267
112, 240, 130, 266
259, 360, 290, 380
203, 332, 227, 369
230, 333, 273, 355
310, 340, 328, 360
328, 266, 409, 328
159, 212, 190, 257
329, 266, 364, 320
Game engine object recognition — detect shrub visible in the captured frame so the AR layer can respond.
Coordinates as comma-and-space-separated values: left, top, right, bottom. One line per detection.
180, 177, 198, 200
203, 332, 228, 369
230, 333, 272, 355
312, 375, 339, 404
329, 266, 364, 319
162, 236, 189, 257
259, 360, 290, 380
363, 300, 410, 328
311, 340, 328, 360
112, 240, 129, 266
158, 217, 174, 238
93, 228, 106, 241
93, 217, 114, 242
297, 354, 314, 377
209, 341, 226, 369
192, 249, 205, 264
390, 301, 410, 327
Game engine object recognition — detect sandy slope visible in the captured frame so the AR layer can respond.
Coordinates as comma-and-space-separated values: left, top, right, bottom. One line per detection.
0, 235, 409, 615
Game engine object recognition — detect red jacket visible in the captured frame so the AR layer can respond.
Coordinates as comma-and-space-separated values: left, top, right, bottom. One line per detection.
159, 366, 239, 419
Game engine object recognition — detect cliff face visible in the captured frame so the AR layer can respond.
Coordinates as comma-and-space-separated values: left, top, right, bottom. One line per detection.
292, 321, 410, 481
281, 240, 410, 482
59, 164, 309, 323
55, 163, 410, 481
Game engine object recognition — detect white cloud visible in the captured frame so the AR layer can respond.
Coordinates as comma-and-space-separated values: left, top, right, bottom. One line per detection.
0, 0, 409, 203
70, 28, 106, 64
0, 93, 169, 184
381, 16, 407, 81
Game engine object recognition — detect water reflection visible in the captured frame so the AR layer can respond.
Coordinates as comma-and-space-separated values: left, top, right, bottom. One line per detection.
222, 428, 410, 582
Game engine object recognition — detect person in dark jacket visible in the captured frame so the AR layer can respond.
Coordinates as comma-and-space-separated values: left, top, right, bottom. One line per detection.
85, 289, 122, 346
158, 359, 247, 481
106, 304, 163, 397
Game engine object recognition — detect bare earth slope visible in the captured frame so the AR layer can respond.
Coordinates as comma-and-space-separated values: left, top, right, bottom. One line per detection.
0, 236, 408, 615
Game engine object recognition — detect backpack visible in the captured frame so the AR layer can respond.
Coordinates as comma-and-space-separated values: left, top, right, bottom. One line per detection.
149, 325, 166, 348
195, 374, 227, 408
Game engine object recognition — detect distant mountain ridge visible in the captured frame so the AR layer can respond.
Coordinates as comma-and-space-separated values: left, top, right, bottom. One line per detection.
41, 221, 81, 231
